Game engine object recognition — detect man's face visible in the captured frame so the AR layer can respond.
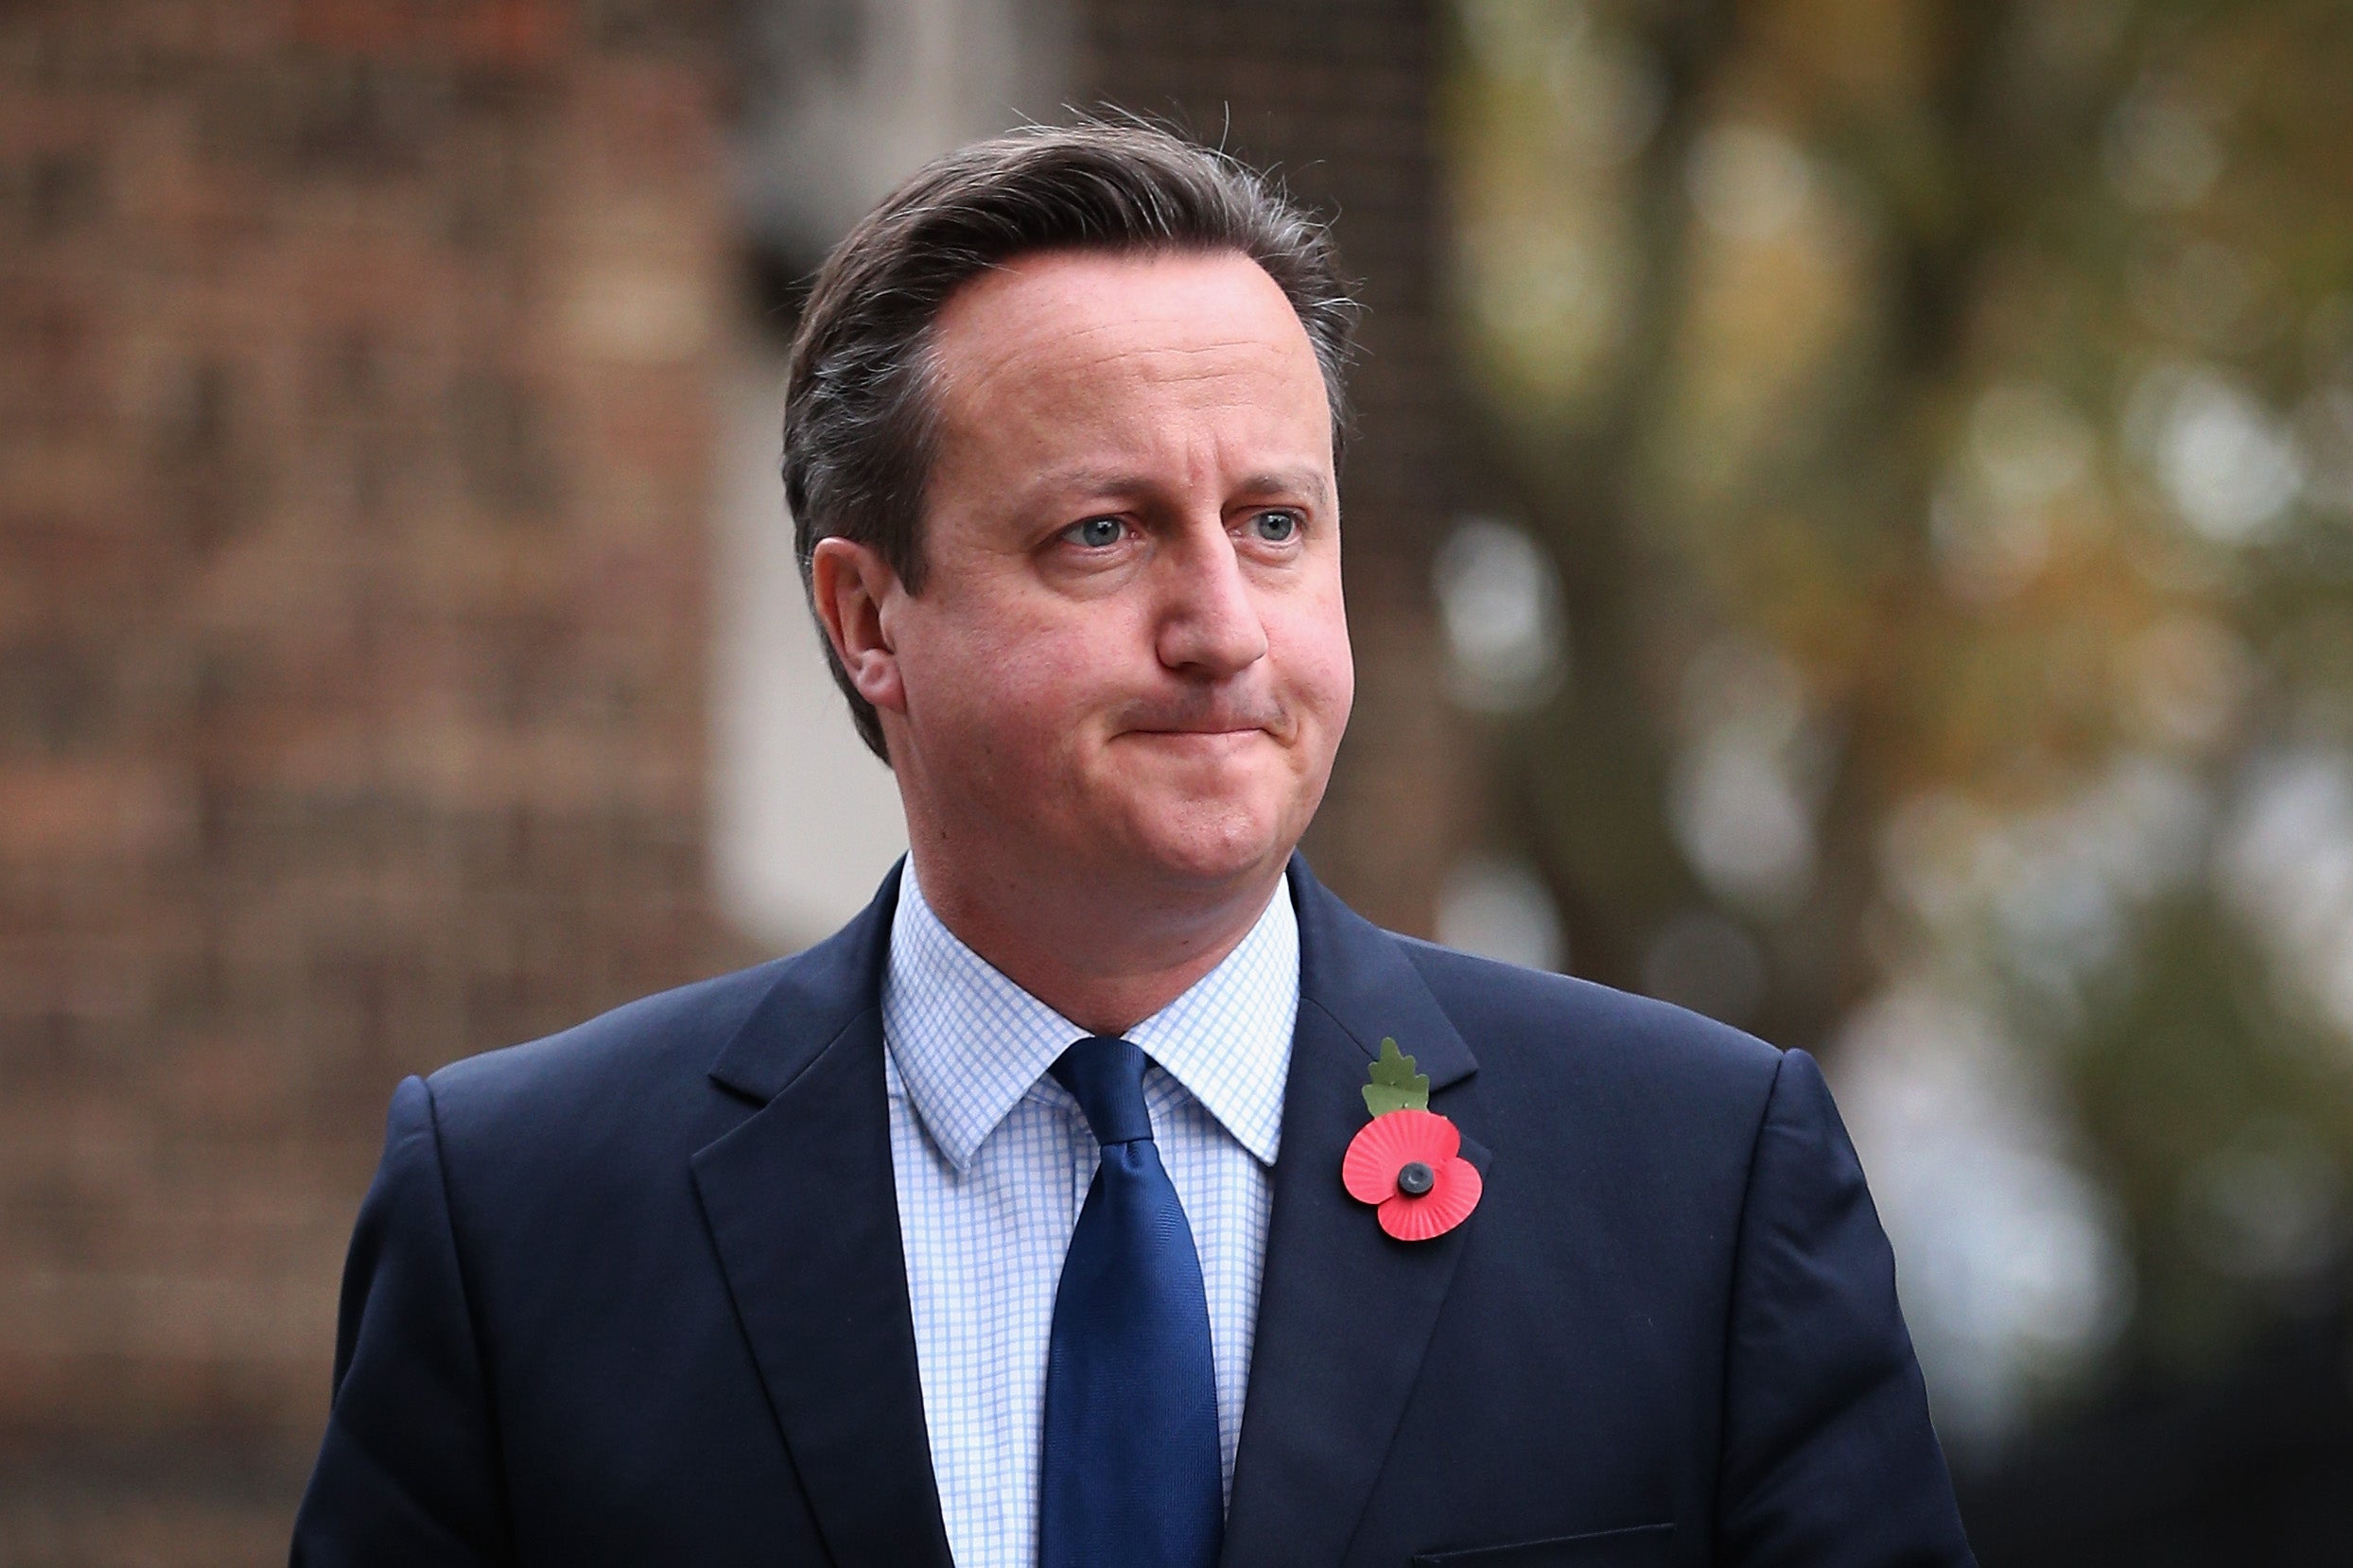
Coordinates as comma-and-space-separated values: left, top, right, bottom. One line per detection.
875, 248, 1352, 898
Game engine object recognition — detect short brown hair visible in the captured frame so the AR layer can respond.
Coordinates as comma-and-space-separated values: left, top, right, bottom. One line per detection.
782, 120, 1361, 759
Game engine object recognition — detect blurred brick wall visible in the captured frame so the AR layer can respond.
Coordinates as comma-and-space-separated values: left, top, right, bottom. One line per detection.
1081, 0, 1471, 936
0, 3, 743, 1560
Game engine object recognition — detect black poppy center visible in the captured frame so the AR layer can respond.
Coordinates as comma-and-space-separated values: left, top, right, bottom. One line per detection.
1396, 1160, 1436, 1196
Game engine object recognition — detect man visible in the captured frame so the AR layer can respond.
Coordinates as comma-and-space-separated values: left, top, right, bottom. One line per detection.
293, 124, 1975, 1567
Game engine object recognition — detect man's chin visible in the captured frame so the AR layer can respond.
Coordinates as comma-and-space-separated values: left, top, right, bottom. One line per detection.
1112, 801, 1299, 892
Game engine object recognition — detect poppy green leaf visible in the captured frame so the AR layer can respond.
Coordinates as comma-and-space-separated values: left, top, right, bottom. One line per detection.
1362, 1037, 1431, 1116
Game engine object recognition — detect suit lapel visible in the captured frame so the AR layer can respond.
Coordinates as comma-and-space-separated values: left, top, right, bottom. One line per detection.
1222, 861, 1489, 1568
690, 864, 955, 1568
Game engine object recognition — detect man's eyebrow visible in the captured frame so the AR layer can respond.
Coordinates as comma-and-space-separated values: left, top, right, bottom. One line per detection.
1232, 468, 1334, 506
1018, 465, 1335, 509
1020, 465, 1149, 501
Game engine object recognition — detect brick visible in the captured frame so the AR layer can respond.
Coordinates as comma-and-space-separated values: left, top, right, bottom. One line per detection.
0, 0, 735, 1544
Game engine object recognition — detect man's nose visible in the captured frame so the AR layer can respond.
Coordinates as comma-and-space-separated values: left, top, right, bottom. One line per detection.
1154, 525, 1270, 678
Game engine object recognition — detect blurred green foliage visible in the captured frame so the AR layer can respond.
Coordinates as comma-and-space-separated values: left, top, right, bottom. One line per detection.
1441, 0, 2353, 1438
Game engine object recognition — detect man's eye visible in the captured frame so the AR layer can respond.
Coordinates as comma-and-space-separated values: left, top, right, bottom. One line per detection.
1251, 511, 1300, 543
1070, 516, 1125, 548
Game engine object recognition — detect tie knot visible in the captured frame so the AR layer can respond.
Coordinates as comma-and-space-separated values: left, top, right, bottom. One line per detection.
1050, 1037, 1155, 1147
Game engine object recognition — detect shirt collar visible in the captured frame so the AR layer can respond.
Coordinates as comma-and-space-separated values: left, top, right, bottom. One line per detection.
881, 862, 1298, 1173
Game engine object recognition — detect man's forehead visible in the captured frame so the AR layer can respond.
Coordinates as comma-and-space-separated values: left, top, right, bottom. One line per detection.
927, 248, 1323, 406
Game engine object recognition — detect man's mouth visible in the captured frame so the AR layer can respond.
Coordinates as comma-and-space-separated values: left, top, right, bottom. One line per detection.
1112, 696, 1288, 740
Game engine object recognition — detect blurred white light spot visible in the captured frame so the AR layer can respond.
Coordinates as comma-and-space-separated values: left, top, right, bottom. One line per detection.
1462, 218, 1634, 398
2219, 751, 2353, 1045
1668, 638, 1821, 915
1932, 380, 2098, 601
1436, 856, 1565, 971
1669, 744, 1815, 915
1459, 0, 1590, 78
1833, 985, 2133, 1454
1687, 123, 1814, 243
1993, 833, 2124, 980
1680, 633, 1807, 746
2103, 89, 2223, 213
1547, 36, 1665, 165
1435, 517, 1568, 713
1640, 909, 1767, 1027
1880, 758, 2207, 987
1879, 790, 1998, 930
2127, 361, 2303, 543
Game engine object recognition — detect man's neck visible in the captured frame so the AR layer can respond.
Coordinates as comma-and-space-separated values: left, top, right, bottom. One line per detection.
905, 855, 1288, 1037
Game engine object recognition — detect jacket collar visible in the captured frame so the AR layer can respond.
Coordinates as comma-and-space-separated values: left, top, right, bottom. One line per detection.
704, 860, 902, 1105
1221, 856, 1486, 1567
692, 861, 958, 1568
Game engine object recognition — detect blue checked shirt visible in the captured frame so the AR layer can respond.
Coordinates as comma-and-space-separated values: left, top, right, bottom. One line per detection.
880, 863, 1298, 1568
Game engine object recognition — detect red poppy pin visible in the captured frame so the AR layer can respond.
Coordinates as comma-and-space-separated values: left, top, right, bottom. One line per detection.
1342, 1038, 1482, 1242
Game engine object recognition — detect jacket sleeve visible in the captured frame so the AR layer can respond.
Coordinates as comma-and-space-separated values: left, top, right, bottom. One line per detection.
291, 1075, 513, 1566
1715, 1049, 1977, 1567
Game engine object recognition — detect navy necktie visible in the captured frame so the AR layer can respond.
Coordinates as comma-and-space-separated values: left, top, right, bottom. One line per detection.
1039, 1037, 1223, 1568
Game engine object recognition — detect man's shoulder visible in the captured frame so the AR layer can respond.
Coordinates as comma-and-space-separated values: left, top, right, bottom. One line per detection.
1294, 862, 1782, 1122
1396, 931, 1778, 1066
402, 962, 802, 1200
419, 880, 893, 1148
1380, 933, 1805, 1265
426, 957, 793, 1116
1386, 932, 1786, 1123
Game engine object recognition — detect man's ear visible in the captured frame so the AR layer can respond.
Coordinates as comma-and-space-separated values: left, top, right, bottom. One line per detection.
809, 535, 908, 716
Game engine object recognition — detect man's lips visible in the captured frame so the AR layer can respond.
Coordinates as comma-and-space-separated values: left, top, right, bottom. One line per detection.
1113, 724, 1285, 764
1108, 696, 1289, 740
1126, 723, 1267, 736
1117, 721, 1286, 753
1122, 725, 1269, 744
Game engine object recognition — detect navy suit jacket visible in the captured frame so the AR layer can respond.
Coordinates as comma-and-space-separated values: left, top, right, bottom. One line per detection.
293, 859, 1974, 1567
